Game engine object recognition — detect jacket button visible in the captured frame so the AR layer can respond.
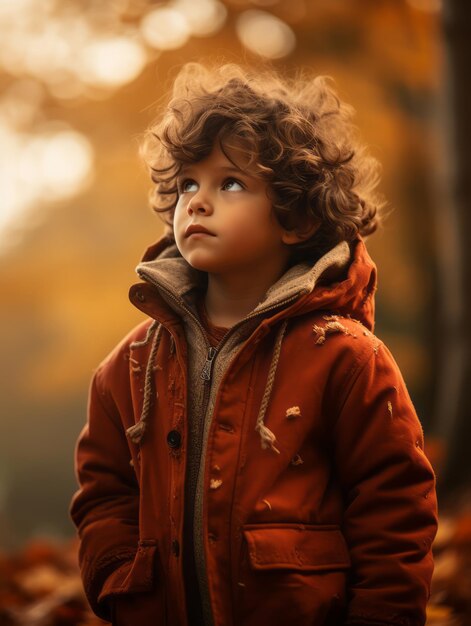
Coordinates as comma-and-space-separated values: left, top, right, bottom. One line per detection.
167, 430, 182, 449
171, 539, 180, 556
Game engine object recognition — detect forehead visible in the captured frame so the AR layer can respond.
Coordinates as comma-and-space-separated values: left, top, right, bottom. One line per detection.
180, 139, 254, 175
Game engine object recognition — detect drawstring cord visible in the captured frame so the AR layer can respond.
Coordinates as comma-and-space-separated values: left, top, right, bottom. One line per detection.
255, 319, 289, 454
126, 320, 163, 444
129, 319, 159, 349
126, 317, 288, 451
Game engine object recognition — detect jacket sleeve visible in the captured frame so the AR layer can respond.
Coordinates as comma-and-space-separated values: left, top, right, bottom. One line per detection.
69, 367, 139, 621
332, 341, 438, 626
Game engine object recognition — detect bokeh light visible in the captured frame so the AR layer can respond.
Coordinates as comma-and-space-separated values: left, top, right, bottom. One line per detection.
171, 0, 228, 37
0, 127, 94, 248
78, 36, 148, 88
140, 7, 191, 50
22, 130, 94, 199
235, 10, 296, 59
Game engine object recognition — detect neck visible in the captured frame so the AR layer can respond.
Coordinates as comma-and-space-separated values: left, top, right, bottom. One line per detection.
204, 263, 289, 328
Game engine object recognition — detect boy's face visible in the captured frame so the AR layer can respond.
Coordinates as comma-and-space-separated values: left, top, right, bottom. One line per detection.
173, 141, 293, 281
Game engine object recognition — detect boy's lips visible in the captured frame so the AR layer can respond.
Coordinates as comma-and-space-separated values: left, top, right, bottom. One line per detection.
184, 224, 215, 238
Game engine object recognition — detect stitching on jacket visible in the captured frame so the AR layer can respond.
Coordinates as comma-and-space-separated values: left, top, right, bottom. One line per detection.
94, 549, 136, 574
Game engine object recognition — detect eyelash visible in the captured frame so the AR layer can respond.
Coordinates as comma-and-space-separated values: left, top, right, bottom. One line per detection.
222, 178, 244, 191
177, 179, 194, 193
178, 177, 244, 193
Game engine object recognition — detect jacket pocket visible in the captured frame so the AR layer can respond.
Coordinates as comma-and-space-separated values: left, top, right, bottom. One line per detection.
236, 524, 351, 626
244, 523, 351, 571
98, 540, 166, 626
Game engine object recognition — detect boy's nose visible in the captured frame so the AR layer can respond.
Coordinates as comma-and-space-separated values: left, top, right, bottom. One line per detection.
187, 192, 213, 216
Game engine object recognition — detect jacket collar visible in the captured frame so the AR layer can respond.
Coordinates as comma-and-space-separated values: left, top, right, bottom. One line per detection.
131, 233, 377, 332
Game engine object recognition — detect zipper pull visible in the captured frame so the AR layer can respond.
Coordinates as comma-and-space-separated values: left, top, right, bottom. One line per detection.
201, 347, 218, 381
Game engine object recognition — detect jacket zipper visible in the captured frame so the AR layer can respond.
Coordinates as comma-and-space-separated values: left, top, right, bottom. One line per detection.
136, 268, 305, 626
191, 298, 302, 626
195, 294, 307, 626
201, 347, 218, 382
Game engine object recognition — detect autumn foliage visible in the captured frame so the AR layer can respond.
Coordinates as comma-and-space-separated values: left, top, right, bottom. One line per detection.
0, 538, 106, 626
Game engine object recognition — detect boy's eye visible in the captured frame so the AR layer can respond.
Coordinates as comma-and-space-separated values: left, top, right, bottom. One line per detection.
181, 179, 198, 193
222, 178, 244, 192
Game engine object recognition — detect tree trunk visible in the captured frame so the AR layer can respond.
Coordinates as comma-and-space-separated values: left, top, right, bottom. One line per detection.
434, 1, 471, 497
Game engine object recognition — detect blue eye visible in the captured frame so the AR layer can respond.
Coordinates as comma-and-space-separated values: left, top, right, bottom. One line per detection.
181, 179, 198, 193
222, 178, 243, 191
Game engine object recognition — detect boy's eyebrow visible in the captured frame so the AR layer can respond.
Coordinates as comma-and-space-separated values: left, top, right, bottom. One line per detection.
178, 164, 251, 177
219, 165, 252, 177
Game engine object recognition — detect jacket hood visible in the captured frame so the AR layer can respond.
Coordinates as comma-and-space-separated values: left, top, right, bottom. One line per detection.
133, 233, 377, 333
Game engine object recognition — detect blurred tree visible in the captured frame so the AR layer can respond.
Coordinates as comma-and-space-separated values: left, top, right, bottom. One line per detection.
435, 0, 471, 496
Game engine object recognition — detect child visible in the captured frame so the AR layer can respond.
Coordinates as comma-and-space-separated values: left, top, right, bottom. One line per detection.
70, 63, 438, 626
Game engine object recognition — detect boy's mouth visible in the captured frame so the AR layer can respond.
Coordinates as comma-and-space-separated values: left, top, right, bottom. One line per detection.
184, 224, 215, 238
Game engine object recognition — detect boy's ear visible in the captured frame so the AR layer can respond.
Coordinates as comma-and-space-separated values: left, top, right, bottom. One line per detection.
281, 220, 319, 245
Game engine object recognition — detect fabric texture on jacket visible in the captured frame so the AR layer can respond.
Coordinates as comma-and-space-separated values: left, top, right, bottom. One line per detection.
69, 233, 438, 626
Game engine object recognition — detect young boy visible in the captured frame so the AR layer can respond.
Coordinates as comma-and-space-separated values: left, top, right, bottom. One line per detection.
70, 63, 438, 626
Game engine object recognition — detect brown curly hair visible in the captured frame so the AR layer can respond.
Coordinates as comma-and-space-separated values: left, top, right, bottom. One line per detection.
141, 62, 386, 263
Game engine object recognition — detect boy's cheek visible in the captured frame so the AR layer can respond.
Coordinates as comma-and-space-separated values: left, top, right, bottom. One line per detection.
172, 214, 186, 244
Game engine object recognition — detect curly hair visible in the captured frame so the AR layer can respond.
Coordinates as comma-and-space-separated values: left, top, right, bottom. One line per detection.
141, 62, 386, 263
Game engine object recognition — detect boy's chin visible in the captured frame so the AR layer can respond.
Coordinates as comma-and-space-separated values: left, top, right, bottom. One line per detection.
188, 264, 222, 275
175, 243, 210, 269
180, 254, 220, 274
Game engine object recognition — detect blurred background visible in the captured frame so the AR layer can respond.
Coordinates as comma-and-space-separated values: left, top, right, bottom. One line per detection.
1, 0, 470, 623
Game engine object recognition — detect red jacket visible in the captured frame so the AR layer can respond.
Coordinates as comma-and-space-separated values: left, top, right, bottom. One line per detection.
70, 234, 438, 626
